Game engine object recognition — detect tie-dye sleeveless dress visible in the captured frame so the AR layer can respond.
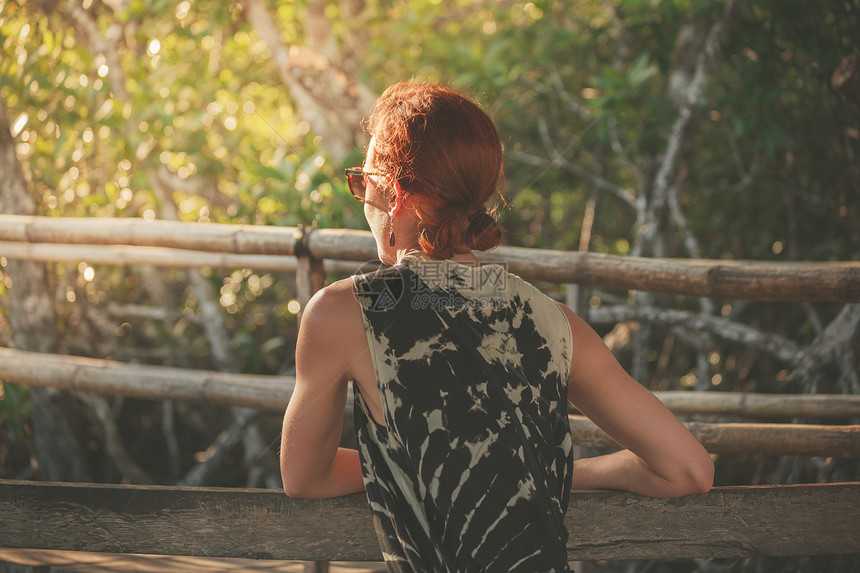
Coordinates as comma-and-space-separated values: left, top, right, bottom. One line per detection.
352, 255, 574, 572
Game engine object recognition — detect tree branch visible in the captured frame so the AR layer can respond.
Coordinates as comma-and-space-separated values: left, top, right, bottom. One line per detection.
639, 0, 737, 255
237, 0, 375, 162
509, 150, 637, 208
783, 304, 860, 393
79, 393, 155, 484
178, 408, 259, 487
589, 304, 803, 366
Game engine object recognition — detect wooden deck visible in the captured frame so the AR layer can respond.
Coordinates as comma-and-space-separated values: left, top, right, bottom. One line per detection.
0, 550, 385, 572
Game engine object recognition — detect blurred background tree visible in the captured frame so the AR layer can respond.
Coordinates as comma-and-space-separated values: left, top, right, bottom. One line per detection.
1, 0, 859, 569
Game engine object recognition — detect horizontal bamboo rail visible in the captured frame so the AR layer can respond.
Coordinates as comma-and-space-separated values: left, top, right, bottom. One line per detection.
1, 480, 858, 560
0, 241, 359, 273
569, 416, 860, 458
2, 348, 858, 457
0, 347, 300, 415
651, 389, 860, 419
3, 347, 858, 420
2, 215, 859, 301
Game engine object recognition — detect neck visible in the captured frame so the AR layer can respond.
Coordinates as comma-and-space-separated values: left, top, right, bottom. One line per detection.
398, 249, 482, 266
449, 251, 482, 265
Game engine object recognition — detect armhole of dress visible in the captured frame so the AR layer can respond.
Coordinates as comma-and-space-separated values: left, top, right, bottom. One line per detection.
351, 274, 388, 429
513, 273, 576, 387
556, 301, 574, 384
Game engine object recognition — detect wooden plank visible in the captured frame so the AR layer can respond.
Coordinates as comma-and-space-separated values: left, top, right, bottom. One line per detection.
0, 481, 858, 560
2, 215, 859, 301
567, 482, 860, 560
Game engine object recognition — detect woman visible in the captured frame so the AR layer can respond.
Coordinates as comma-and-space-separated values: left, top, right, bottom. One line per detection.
280, 82, 713, 572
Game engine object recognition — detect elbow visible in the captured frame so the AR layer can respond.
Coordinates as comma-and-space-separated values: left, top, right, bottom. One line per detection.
696, 458, 715, 494
282, 478, 308, 498
281, 464, 317, 499
682, 453, 715, 496
282, 476, 323, 499
283, 484, 313, 499
656, 452, 714, 498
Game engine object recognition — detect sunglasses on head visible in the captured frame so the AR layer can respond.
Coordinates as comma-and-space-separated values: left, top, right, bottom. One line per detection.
345, 167, 384, 202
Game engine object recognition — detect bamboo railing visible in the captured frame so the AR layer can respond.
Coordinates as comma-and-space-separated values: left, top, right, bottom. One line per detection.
2, 214, 859, 301
1, 346, 858, 457
1, 215, 859, 455
1, 215, 859, 564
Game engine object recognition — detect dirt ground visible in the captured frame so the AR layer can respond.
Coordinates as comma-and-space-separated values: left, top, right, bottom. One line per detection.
0, 550, 387, 573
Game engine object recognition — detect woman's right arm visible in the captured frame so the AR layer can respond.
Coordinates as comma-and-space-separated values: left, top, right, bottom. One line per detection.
280, 280, 366, 498
558, 303, 714, 498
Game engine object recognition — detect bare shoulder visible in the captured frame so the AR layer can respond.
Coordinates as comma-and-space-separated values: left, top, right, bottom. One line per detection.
303, 276, 362, 323
554, 300, 615, 378
297, 277, 366, 379
555, 301, 589, 347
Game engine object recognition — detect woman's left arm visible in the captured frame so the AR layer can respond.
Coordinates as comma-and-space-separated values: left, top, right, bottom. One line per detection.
559, 303, 714, 498
279, 282, 366, 498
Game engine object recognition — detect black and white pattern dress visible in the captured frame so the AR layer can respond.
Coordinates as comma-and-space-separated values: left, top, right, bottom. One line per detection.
353, 255, 574, 572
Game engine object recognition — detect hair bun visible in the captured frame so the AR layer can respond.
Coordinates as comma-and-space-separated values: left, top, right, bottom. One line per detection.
467, 209, 501, 252
467, 207, 487, 223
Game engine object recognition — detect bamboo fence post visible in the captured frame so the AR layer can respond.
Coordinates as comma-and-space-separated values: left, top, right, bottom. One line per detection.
292, 224, 329, 573
293, 225, 326, 323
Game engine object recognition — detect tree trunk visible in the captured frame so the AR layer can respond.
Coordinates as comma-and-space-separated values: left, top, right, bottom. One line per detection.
238, 0, 375, 163
0, 98, 90, 482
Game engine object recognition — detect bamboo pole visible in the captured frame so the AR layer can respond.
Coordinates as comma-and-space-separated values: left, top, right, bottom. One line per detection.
653, 390, 860, 420
2, 348, 858, 457
1, 215, 859, 301
484, 245, 860, 303
0, 346, 302, 414
569, 416, 860, 458
4, 346, 859, 419
0, 241, 358, 273
0, 215, 293, 254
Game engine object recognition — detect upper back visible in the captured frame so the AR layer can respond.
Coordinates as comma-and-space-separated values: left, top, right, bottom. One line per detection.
350, 255, 574, 572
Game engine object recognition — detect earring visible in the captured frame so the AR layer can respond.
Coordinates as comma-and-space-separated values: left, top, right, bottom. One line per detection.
389, 229, 396, 247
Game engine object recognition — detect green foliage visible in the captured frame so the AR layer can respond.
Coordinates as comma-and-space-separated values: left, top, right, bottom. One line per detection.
1, 0, 859, 485
0, 382, 29, 437
0, 0, 856, 357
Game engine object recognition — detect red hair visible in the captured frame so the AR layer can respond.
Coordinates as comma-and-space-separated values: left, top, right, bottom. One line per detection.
365, 82, 505, 259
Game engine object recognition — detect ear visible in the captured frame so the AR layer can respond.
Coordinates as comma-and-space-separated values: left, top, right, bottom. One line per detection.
388, 177, 407, 218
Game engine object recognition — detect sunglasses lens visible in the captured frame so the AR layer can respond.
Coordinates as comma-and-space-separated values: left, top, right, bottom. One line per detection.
346, 170, 366, 201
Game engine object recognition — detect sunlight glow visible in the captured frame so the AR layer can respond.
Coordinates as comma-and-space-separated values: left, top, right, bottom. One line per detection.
10, 113, 28, 137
